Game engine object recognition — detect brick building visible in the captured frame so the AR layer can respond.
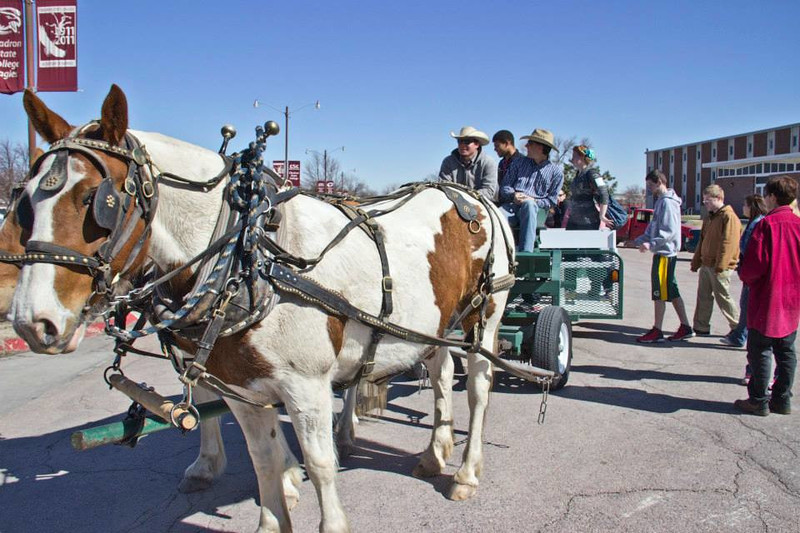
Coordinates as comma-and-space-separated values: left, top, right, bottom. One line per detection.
645, 123, 800, 215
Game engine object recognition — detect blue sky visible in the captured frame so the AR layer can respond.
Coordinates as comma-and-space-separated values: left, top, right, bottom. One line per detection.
2, 0, 798, 192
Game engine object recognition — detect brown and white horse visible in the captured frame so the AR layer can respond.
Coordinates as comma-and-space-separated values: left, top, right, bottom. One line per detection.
12, 85, 514, 533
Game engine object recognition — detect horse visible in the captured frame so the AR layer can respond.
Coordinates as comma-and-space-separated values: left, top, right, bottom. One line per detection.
0, 138, 357, 502
12, 85, 516, 533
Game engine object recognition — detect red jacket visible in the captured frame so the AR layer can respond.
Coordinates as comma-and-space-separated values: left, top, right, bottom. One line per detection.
739, 206, 800, 338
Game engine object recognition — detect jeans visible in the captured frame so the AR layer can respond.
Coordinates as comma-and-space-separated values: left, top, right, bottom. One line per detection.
727, 284, 749, 345
500, 200, 538, 252
746, 328, 797, 408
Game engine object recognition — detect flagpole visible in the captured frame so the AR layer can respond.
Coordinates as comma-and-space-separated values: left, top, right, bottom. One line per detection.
25, 0, 36, 162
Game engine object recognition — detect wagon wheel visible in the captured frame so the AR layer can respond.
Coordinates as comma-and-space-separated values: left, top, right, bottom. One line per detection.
532, 306, 572, 391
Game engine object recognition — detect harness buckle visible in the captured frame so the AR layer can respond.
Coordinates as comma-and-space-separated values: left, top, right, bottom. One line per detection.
124, 177, 137, 196
180, 362, 207, 386
141, 181, 155, 199
470, 294, 484, 308
468, 219, 481, 234
382, 276, 393, 292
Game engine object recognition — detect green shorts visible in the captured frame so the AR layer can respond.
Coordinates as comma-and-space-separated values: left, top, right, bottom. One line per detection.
650, 255, 680, 301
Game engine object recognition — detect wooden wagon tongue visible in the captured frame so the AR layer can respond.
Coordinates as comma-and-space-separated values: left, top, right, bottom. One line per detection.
108, 374, 198, 431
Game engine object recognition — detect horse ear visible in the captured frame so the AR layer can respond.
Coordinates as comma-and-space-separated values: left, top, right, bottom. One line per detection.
30, 147, 45, 169
23, 89, 72, 144
99, 84, 128, 146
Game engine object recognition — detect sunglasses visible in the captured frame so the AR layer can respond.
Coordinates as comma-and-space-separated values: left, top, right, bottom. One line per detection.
458, 138, 477, 145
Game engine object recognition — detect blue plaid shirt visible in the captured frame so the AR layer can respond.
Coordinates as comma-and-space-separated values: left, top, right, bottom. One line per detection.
499, 157, 563, 209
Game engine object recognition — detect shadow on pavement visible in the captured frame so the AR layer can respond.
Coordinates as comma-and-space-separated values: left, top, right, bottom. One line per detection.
572, 364, 742, 385
0, 410, 263, 533
558, 384, 735, 414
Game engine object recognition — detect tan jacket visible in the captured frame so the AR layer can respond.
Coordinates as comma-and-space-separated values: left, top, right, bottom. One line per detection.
691, 204, 742, 272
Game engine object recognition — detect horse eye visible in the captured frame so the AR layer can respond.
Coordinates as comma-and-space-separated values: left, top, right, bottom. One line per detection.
16, 193, 34, 232
82, 188, 98, 206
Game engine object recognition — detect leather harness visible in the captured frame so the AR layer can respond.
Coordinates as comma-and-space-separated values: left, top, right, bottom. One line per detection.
2, 124, 554, 417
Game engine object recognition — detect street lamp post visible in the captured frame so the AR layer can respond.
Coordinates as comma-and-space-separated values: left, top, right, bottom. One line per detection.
253, 99, 320, 184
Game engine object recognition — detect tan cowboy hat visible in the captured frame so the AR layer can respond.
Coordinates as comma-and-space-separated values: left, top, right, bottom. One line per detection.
521, 128, 559, 151
450, 126, 490, 146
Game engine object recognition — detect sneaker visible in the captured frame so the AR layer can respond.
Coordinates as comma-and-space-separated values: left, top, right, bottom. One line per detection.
637, 327, 665, 344
720, 336, 744, 348
768, 401, 791, 415
668, 324, 694, 341
733, 398, 768, 416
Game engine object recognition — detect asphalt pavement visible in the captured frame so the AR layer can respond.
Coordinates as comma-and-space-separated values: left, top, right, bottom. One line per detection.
0, 248, 798, 532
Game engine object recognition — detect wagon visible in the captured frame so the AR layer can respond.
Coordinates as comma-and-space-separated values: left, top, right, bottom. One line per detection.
497, 215, 624, 390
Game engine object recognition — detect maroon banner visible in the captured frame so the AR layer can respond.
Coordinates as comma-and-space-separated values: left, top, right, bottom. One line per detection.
273, 160, 301, 187
36, 0, 76, 92
0, 0, 24, 94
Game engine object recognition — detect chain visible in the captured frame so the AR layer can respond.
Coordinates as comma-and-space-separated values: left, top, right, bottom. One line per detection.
537, 378, 550, 424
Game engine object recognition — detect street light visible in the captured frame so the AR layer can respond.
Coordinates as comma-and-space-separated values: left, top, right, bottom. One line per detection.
253, 99, 320, 183
305, 146, 345, 183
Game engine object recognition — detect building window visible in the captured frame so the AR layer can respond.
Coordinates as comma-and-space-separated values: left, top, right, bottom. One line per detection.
697, 151, 700, 159
748, 142, 752, 153
670, 155, 674, 163
769, 139, 774, 150
729, 146, 733, 156
658, 156, 662, 166
712, 171, 716, 179
683, 153, 686, 161
793, 135, 798, 147
712, 148, 717, 158
696, 194, 700, 204
779, 163, 786, 172
757, 164, 763, 173
772, 163, 778, 172
788, 163, 795, 171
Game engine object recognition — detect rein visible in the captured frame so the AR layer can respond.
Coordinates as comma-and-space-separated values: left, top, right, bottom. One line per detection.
6, 123, 555, 425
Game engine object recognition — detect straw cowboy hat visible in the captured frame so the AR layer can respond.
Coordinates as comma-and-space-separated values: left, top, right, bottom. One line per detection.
450, 126, 490, 146
521, 128, 559, 151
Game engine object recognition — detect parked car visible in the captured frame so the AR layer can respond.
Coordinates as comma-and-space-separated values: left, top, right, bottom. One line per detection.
616, 207, 694, 251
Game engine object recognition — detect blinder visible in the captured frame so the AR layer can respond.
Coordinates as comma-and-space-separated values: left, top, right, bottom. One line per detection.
93, 177, 123, 231
36, 151, 70, 194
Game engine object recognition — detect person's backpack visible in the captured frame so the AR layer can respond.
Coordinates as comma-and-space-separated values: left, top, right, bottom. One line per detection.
605, 197, 628, 229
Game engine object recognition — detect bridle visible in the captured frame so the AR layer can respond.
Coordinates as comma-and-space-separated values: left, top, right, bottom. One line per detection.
0, 122, 233, 308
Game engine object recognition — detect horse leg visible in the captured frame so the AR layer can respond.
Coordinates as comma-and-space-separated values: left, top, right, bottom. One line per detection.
413, 346, 455, 478
447, 345, 493, 501
284, 375, 350, 533
334, 384, 358, 458
179, 385, 227, 493
226, 402, 295, 533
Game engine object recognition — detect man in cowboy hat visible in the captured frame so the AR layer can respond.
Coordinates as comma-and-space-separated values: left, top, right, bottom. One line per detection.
439, 126, 497, 201
498, 128, 564, 252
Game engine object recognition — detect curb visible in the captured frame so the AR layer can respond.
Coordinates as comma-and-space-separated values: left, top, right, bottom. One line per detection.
1, 316, 136, 356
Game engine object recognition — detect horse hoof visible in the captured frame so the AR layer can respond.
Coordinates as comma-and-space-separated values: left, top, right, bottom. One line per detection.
337, 442, 354, 459
412, 462, 440, 479
447, 482, 477, 501
178, 476, 213, 493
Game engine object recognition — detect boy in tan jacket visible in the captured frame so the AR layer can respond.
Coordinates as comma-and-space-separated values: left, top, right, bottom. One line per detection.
690, 184, 743, 335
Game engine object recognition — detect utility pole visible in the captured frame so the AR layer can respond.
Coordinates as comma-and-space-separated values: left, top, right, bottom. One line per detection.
25, 0, 36, 162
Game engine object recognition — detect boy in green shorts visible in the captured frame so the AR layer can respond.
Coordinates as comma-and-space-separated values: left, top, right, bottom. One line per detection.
635, 170, 693, 343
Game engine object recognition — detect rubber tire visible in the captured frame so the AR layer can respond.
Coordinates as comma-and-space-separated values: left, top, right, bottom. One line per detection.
532, 306, 572, 390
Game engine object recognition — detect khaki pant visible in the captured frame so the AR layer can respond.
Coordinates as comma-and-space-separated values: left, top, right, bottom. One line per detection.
693, 266, 740, 332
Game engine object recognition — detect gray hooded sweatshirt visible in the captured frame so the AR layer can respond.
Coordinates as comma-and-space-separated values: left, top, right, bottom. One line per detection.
634, 188, 682, 257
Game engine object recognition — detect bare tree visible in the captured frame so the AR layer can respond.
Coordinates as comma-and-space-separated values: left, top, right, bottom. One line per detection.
551, 136, 591, 166
619, 185, 646, 207
0, 139, 29, 207
301, 151, 342, 189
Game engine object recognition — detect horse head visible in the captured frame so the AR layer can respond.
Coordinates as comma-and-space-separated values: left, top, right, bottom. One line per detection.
11, 85, 151, 353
